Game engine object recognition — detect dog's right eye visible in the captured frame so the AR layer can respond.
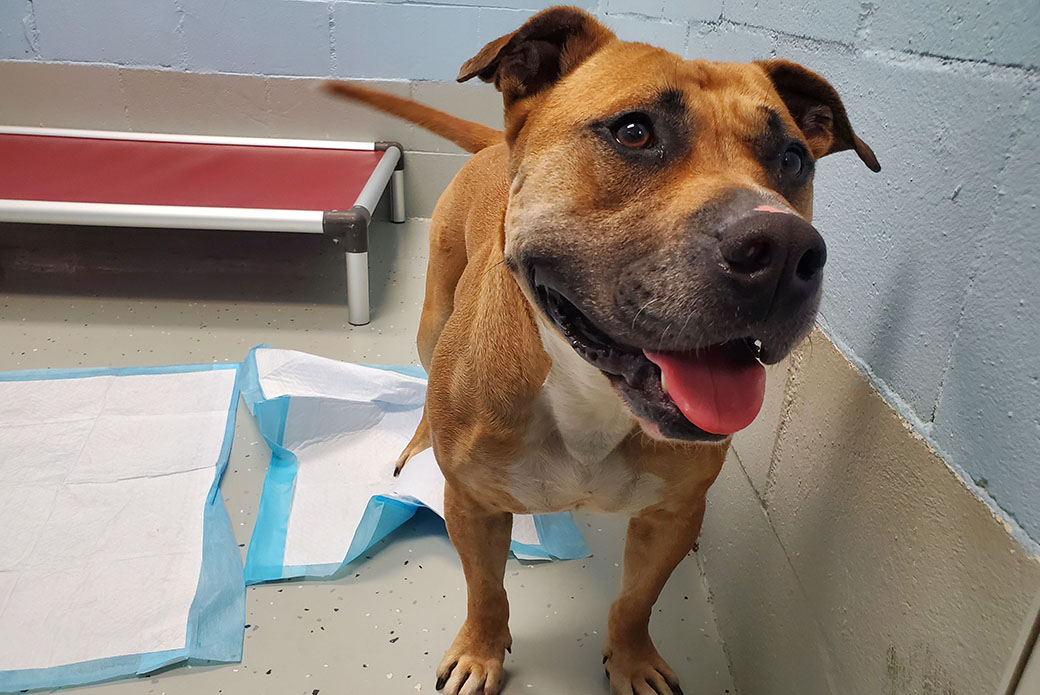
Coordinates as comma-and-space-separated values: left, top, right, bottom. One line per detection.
612, 116, 654, 148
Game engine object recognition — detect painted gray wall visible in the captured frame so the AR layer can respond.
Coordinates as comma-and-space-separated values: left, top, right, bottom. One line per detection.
2, 0, 1038, 545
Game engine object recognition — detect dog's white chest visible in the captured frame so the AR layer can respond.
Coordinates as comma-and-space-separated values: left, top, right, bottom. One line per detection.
504, 323, 666, 515
506, 436, 665, 515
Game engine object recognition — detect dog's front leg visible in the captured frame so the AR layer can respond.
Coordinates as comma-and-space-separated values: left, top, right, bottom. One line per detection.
437, 482, 513, 695
604, 500, 707, 695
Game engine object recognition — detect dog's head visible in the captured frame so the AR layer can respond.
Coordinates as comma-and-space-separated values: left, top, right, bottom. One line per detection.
459, 7, 879, 442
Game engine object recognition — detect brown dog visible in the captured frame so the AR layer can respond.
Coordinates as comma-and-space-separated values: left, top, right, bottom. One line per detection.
326, 6, 878, 694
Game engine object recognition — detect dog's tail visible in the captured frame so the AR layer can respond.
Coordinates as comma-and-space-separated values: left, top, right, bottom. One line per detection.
322, 81, 503, 154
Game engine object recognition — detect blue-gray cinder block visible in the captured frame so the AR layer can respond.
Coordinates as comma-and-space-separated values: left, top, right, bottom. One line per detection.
0, 1, 34, 60
686, 21, 775, 62
333, 2, 476, 81
870, 0, 1040, 69
601, 0, 663, 17
400, 0, 595, 11
722, 0, 862, 46
932, 93, 1040, 542
32, 0, 183, 67
661, 0, 723, 23
601, 15, 689, 55
180, 0, 331, 76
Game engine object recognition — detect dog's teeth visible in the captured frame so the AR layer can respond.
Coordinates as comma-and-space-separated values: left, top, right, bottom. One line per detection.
660, 372, 668, 395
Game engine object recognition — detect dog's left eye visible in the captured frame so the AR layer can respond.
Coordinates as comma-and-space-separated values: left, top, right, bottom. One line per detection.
613, 117, 653, 148
780, 146, 808, 178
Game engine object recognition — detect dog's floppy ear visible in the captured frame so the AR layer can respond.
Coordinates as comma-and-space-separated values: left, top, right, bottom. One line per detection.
756, 59, 880, 172
458, 6, 614, 105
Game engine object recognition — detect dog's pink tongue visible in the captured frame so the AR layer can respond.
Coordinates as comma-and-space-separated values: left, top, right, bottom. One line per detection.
644, 346, 766, 435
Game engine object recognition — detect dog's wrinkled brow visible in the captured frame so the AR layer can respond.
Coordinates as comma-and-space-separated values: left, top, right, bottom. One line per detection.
753, 106, 795, 156
597, 88, 688, 122
654, 89, 687, 116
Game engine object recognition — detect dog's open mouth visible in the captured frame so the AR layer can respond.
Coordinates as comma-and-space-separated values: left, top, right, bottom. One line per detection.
535, 281, 766, 442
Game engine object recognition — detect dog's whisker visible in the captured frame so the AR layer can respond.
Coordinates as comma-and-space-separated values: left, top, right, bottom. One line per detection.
677, 312, 693, 343
481, 258, 509, 277
656, 322, 674, 352
631, 298, 659, 330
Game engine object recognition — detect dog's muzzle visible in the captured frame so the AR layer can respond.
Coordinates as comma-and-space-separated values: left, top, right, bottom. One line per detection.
523, 204, 826, 442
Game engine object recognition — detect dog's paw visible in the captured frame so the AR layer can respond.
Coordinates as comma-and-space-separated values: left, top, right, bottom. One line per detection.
435, 628, 510, 695
603, 643, 683, 695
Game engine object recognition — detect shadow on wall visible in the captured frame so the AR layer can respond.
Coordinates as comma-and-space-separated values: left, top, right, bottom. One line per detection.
818, 251, 925, 419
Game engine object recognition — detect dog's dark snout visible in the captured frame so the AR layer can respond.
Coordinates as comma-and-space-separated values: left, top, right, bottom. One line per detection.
722, 235, 774, 275
718, 210, 826, 317
795, 243, 825, 282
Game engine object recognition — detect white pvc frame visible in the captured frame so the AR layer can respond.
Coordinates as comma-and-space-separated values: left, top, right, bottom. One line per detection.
0, 199, 326, 233
0, 126, 406, 326
0, 125, 376, 151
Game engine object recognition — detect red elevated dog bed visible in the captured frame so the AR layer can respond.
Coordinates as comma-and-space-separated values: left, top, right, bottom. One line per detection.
0, 127, 405, 325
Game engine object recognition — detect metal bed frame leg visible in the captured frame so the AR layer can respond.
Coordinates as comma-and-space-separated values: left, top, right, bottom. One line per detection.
346, 249, 370, 325
324, 207, 371, 326
324, 143, 404, 326
377, 141, 406, 224
390, 168, 406, 223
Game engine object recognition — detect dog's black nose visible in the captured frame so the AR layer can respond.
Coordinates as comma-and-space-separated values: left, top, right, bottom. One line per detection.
718, 210, 826, 319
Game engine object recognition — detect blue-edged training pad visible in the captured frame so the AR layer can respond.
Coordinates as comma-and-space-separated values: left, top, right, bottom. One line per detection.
0, 363, 244, 693
241, 347, 590, 584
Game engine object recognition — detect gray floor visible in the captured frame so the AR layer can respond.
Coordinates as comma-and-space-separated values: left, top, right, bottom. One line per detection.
0, 219, 735, 695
